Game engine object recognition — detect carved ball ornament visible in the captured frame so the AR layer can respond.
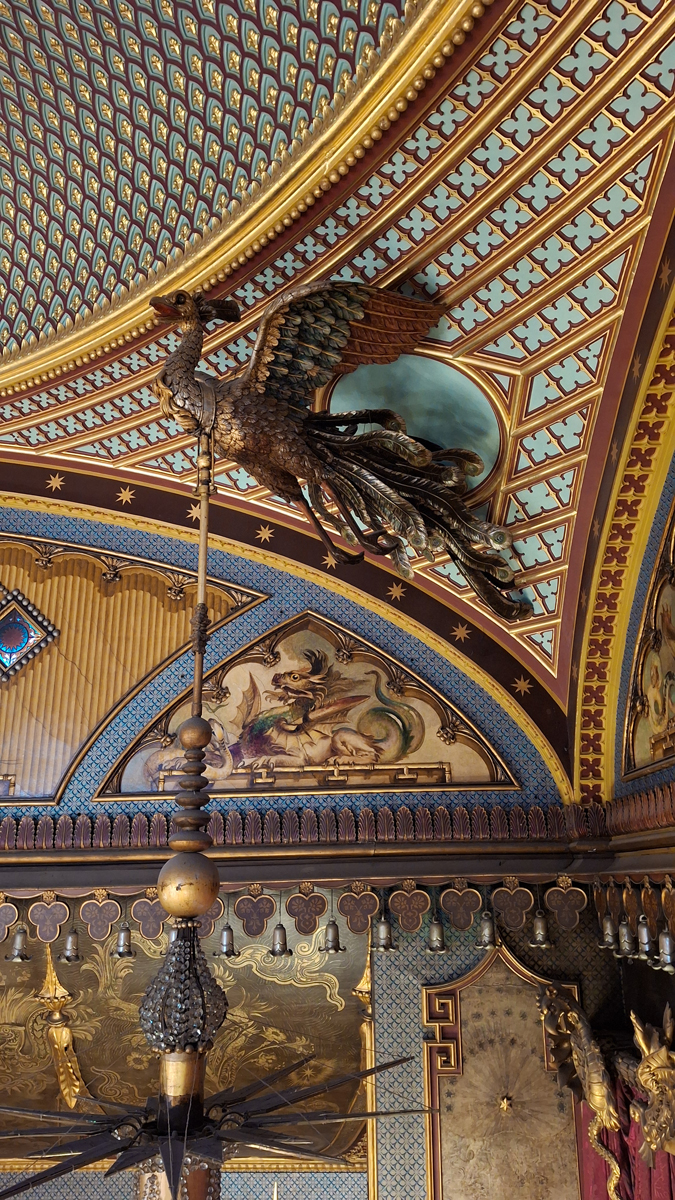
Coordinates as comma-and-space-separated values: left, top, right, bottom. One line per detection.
157, 852, 220, 918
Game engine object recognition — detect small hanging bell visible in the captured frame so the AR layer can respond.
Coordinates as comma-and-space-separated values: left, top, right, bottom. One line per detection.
637, 914, 655, 962
111, 921, 135, 959
269, 922, 292, 958
58, 927, 82, 963
372, 916, 396, 952
426, 916, 447, 954
659, 929, 675, 974
615, 918, 637, 959
214, 923, 240, 958
599, 912, 619, 952
5, 925, 30, 962
161, 923, 179, 956
475, 911, 496, 951
319, 919, 346, 954
528, 910, 552, 950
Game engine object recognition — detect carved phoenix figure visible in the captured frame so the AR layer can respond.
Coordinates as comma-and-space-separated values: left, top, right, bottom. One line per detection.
150, 282, 530, 620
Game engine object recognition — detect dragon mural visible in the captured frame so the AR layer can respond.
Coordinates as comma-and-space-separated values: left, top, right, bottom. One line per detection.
113, 616, 507, 797
231, 650, 424, 769
143, 652, 424, 782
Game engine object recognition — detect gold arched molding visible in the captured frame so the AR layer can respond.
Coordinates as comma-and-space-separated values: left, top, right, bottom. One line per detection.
575, 283, 675, 803
0, 492, 572, 803
0, 0, 490, 396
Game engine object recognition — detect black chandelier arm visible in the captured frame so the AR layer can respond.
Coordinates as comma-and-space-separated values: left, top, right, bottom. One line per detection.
215, 1127, 347, 1165
236, 1054, 413, 1117
0, 1136, 134, 1200
245, 1106, 432, 1126
104, 1142, 160, 1177
179, 1135, 223, 1164
28, 1130, 135, 1160
74, 1095, 147, 1115
0, 1129, 111, 1141
0, 1106, 108, 1127
204, 1053, 316, 1111
160, 1136, 186, 1200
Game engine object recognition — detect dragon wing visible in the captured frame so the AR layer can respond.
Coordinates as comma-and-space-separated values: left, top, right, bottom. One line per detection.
241, 280, 445, 410
235, 674, 262, 728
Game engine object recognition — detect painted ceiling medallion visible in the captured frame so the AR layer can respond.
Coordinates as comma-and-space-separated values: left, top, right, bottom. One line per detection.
0, 584, 58, 681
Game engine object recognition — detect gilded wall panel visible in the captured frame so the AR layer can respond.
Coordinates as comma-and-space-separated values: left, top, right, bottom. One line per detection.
0, 888, 368, 1169
423, 951, 580, 1200
0, 540, 259, 798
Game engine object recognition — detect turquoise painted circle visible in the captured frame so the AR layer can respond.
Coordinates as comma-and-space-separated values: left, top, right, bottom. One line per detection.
329, 354, 500, 487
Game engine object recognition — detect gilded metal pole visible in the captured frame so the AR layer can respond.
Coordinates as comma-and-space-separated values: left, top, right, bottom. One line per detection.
155, 427, 219, 914
191, 431, 212, 719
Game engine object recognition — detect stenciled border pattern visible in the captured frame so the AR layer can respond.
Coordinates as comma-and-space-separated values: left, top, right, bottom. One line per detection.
576, 293, 675, 801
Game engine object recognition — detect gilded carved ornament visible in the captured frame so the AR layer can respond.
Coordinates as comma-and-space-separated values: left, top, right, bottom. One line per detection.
35, 945, 92, 1111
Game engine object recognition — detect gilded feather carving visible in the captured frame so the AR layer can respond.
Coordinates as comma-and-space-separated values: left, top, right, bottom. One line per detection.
150, 283, 531, 621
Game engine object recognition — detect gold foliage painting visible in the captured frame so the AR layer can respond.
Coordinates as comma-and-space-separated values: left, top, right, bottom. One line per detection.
625, 508, 675, 776
106, 612, 512, 798
0, 898, 369, 1167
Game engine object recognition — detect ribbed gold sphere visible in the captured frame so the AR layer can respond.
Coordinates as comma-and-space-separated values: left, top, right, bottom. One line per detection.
157, 852, 220, 917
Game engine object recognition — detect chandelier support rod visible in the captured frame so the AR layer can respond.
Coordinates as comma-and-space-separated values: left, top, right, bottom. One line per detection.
191, 431, 212, 720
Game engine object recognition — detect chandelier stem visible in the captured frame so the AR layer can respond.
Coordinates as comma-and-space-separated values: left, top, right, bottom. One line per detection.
191, 431, 212, 720
155, 426, 220, 912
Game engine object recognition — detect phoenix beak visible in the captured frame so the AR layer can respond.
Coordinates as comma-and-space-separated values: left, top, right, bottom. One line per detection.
150, 295, 180, 319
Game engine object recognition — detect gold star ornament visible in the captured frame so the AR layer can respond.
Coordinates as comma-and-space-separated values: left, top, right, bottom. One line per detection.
187, 503, 200, 522
322, 552, 337, 570
451, 622, 470, 643
255, 524, 274, 543
387, 581, 406, 602
660, 257, 672, 290
46, 473, 64, 492
116, 486, 135, 506
512, 675, 532, 696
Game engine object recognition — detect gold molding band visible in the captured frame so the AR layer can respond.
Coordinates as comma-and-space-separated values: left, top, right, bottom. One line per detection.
0, 491, 572, 801
0, 0, 492, 394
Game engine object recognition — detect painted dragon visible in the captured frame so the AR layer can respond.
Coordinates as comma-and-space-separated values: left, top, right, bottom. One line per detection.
231, 649, 424, 768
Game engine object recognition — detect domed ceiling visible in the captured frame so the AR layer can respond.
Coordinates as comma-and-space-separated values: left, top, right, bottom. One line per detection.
1, 0, 675, 796
0, 0, 405, 347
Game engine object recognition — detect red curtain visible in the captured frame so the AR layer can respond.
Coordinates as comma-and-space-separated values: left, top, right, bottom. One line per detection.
577, 1081, 675, 1200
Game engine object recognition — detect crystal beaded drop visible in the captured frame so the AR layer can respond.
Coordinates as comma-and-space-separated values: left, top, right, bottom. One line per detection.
139, 920, 227, 1051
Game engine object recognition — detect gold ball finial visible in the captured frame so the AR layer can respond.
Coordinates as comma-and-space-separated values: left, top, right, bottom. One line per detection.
178, 716, 212, 749
157, 852, 220, 917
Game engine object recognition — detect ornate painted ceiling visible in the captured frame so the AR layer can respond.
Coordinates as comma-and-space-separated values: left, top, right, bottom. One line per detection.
1, 0, 675, 799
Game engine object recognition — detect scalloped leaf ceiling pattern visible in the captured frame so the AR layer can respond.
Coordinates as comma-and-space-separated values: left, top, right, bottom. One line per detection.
0, 0, 403, 348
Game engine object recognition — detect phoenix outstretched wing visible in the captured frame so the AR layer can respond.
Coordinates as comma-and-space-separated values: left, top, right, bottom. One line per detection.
242, 280, 445, 407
